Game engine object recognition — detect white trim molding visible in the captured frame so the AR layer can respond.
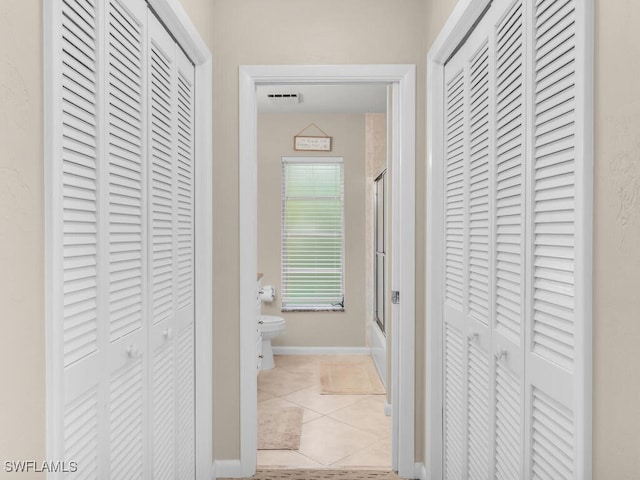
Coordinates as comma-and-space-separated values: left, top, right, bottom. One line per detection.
239, 64, 416, 478
44, 1, 213, 478
272, 346, 371, 356
214, 459, 243, 479
415, 462, 428, 480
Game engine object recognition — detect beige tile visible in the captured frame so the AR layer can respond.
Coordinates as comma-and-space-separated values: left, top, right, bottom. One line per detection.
258, 388, 276, 403
257, 449, 323, 469
332, 437, 392, 469
316, 354, 373, 365
283, 385, 374, 415
274, 355, 320, 376
257, 367, 316, 396
297, 416, 379, 466
259, 396, 323, 424
328, 396, 391, 438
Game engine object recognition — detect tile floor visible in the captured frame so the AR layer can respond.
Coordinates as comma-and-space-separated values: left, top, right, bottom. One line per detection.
257, 354, 391, 470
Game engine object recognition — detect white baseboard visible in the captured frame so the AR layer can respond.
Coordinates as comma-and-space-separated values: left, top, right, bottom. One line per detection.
384, 401, 392, 417
272, 346, 371, 355
415, 462, 427, 480
214, 459, 242, 478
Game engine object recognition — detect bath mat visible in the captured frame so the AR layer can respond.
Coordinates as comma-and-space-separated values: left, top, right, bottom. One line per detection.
258, 406, 304, 450
319, 359, 385, 395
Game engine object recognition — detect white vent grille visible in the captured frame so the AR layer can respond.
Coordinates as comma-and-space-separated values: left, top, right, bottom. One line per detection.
267, 92, 301, 104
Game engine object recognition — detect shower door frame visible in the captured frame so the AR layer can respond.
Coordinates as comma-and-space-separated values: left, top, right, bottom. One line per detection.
374, 169, 388, 335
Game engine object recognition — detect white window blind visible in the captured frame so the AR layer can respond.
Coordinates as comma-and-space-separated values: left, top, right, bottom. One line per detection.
281, 157, 344, 311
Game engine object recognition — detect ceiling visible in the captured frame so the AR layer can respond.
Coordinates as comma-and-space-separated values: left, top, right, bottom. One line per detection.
256, 83, 388, 114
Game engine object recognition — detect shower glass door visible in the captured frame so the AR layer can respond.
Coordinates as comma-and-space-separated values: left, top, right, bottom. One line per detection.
374, 171, 387, 334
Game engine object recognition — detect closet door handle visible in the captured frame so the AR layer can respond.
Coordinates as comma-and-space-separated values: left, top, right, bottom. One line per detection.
127, 344, 141, 359
495, 348, 508, 361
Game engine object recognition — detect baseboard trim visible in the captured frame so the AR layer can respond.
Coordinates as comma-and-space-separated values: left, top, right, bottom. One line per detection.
214, 459, 242, 478
415, 462, 427, 480
384, 401, 392, 417
272, 346, 371, 355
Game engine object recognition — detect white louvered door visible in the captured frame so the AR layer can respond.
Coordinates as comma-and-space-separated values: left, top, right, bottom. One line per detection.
59, 1, 102, 475
148, 16, 178, 480
148, 13, 196, 479
493, 1, 526, 478
105, 1, 148, 478
526, 0, 582, 477
441, 0, 589, 478
442, 10, 494, 479
53, 0, 196, 477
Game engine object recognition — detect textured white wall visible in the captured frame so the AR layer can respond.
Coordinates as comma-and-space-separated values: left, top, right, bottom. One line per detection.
0, 0, 45, 473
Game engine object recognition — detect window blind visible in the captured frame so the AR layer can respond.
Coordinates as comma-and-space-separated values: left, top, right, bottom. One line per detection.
281, 157, 344, 310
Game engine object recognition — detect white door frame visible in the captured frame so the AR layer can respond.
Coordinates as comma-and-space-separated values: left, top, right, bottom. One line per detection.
44, 0, 213, 477
426, 1, 594, 479
239, 64, 416, 478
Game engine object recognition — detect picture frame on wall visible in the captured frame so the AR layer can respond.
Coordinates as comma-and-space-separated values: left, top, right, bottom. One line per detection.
293, 135, 332, 151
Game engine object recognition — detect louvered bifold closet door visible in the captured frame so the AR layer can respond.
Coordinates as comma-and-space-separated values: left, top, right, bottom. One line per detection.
443, 6, 498, 478
105, 0, 149, 478
440, 0, 590, 478
443, 42, 468, 480
492, 1, 526, 479
59, 0, 102, 476
55, 0, 195, 477
525, 0, 588, 478
58, 0, 150, 477
148, 13, 196, 479
174, 46, 196, 480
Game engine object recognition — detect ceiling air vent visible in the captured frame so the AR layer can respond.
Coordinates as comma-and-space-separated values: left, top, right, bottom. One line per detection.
267, 92, 301, 104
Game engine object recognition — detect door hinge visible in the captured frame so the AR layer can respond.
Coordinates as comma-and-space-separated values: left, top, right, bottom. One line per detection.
391, 291, 400, 304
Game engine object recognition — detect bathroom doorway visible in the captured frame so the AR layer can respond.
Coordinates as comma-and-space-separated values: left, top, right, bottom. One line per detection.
255, 84, 390, 469
239, 65, 416, 478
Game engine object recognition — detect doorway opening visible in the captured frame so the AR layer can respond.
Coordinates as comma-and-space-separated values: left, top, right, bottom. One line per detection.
239, 65, 416, 478
256, 84, 389, 469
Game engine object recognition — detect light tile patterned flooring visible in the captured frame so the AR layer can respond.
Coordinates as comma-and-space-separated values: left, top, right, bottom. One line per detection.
257, 355, 391, 470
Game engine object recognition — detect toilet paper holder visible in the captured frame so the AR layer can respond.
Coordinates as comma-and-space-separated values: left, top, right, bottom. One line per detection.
259, 285, 276, 302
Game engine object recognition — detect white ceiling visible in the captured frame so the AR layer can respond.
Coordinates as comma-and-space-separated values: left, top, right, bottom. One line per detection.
257, 83, 388, 114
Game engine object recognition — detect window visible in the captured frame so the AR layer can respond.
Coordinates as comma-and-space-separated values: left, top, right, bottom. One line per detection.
281, 157, 344, 311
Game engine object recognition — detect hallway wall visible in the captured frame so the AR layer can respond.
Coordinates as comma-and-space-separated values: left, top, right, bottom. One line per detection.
591, 0, 640, 476
0, 0, 45, 469
207, 0, 429, 461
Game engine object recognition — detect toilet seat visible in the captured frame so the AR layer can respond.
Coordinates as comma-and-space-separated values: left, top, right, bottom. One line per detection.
259, 315, 285, 333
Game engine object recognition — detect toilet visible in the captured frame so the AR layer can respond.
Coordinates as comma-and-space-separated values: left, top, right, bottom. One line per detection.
258, 315, 285, 370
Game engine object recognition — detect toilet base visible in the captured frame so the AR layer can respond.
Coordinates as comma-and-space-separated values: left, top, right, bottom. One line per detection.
260, 338, 275, 370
